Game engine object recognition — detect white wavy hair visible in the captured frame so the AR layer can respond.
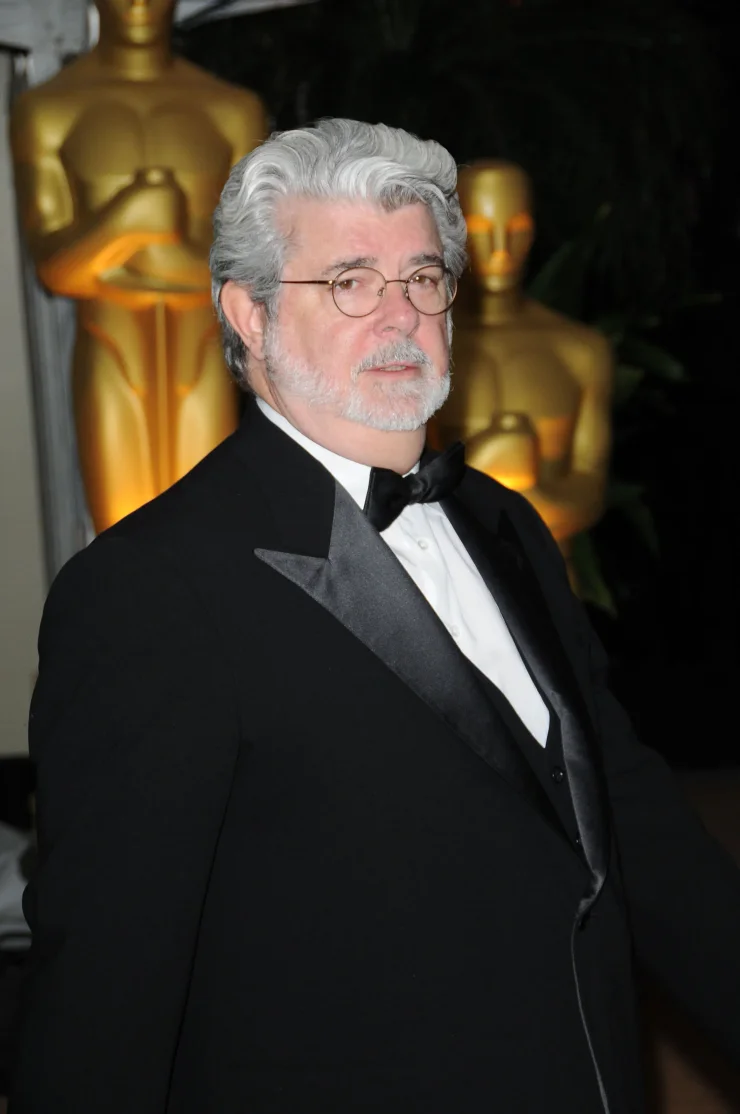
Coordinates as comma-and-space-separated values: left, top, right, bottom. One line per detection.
210, 118, 468, 389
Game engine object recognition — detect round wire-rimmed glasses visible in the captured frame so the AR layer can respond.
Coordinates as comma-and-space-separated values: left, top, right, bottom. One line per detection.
279, 264, 457, 318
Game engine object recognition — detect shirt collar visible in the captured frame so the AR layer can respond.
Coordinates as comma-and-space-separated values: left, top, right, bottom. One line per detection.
257, 396, 421, 510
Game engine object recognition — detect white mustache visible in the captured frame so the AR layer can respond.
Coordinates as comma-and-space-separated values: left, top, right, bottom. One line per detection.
352, 340, 433, 379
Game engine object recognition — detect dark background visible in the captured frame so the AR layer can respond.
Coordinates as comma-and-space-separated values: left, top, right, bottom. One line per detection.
176, 0, 740, 767
1, 4, 738, 1101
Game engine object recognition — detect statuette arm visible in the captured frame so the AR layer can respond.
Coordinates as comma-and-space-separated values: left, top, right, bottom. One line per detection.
521, 335, 614, 539
12, 122, 187, 297
223, 93, 271, 165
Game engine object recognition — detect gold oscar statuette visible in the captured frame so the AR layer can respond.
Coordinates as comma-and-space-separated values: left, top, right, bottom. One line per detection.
438, 160, 613, 583
10, 0, 268, 531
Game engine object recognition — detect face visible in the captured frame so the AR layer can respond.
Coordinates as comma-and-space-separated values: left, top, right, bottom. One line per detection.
260, 198, 452, 434
457, 162, 535, 292
96, 0, 175, 46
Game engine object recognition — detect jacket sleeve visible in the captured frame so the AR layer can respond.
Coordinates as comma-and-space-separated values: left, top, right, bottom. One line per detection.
508, 490, 740, 1067
11, 535, 241, 1114
585, 621, 740, 1065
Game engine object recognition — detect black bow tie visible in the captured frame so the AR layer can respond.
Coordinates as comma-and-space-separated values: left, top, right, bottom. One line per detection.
363, 441, 466, 532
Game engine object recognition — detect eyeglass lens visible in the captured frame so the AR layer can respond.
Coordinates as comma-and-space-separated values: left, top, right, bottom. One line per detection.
332, 266, 455, 318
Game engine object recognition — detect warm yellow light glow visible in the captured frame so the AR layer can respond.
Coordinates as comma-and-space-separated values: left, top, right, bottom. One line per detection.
11, 0, 267, 532
465, 214, 493, 234
508, 212, 534, 234
437, 159, 614, 591
487, 250, 514, 276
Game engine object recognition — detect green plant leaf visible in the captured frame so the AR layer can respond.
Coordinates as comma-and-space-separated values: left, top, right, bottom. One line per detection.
620, 500, 660, 558
571, 531, 616, 616
607, 481, 646, 508
593, 312, 628, 343
674, 290, 724, 311
612, 363, 645, 408
527, 204, 612, 318
526, 237, 589, 316
618, 337, 687, 381
604, 483, 660, 557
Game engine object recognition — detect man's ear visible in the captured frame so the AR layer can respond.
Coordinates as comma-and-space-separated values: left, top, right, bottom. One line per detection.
220, 281, 268, 362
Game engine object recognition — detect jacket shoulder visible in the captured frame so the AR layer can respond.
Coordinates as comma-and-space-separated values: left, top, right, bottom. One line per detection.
460, 465, 548, 535
44, 432, 262, 621
103, 432, 263, 553
459, 465, 570, 585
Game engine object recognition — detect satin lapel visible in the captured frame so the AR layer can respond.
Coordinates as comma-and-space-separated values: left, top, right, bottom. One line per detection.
441, 492, 610, 912
255, 482, 564, 837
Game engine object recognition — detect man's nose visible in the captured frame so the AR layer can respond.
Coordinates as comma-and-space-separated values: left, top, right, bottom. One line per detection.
374, 280, 419, 333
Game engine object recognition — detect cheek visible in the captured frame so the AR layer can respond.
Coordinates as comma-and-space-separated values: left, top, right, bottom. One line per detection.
275, 296, 330, 364
318, 321, 374, 377
420, 318, 450, 367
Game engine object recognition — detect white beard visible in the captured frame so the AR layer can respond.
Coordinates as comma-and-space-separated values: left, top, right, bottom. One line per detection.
264, 330, 451, 433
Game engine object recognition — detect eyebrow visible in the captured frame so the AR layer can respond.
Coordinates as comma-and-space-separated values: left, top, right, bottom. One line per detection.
319, 256, 377, 278
406, 252, 445, 269
318, 251, 445, 278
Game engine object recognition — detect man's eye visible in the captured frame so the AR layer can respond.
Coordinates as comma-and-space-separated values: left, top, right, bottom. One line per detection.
411, 274, 437, 287
335, 279, 358, 292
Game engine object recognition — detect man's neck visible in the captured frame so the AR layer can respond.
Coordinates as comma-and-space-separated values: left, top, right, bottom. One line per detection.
257, 392, 425, 475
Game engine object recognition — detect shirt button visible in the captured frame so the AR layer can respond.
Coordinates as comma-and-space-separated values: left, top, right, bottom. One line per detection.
449, 625, 460, 639
417, 538, 430, 550
551, 765, 565, 784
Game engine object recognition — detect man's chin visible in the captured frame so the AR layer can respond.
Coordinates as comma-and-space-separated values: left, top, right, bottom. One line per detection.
340, 387, 448, 433
266, 359, 450, 433
347, 412, 428, 433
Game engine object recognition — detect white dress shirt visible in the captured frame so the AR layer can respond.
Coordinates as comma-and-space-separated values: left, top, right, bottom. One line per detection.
257, 398, 550, 745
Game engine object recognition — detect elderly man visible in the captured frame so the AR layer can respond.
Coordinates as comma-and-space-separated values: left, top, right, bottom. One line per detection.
13, 120, 740, 1114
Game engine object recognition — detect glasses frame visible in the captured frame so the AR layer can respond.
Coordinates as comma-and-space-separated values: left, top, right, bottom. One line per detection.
279, 264, 457, 318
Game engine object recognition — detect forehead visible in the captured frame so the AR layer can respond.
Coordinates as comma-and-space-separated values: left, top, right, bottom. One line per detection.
278, 198, 442, 266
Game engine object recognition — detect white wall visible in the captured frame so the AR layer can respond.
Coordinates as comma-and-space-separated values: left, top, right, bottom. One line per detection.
0, 52, 45, 756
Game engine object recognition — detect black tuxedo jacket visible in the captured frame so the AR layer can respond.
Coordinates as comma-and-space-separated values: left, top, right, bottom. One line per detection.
12, 401, 740, 1114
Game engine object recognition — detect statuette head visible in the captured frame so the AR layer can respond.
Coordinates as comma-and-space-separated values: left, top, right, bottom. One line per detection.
458, 161, 535, 293
95, 0, 175, 46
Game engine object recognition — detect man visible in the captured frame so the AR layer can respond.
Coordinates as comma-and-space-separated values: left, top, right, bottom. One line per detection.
12, 120, 740, 1114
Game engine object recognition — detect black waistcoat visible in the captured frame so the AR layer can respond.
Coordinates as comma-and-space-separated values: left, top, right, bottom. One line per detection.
469, 660, 582, 852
